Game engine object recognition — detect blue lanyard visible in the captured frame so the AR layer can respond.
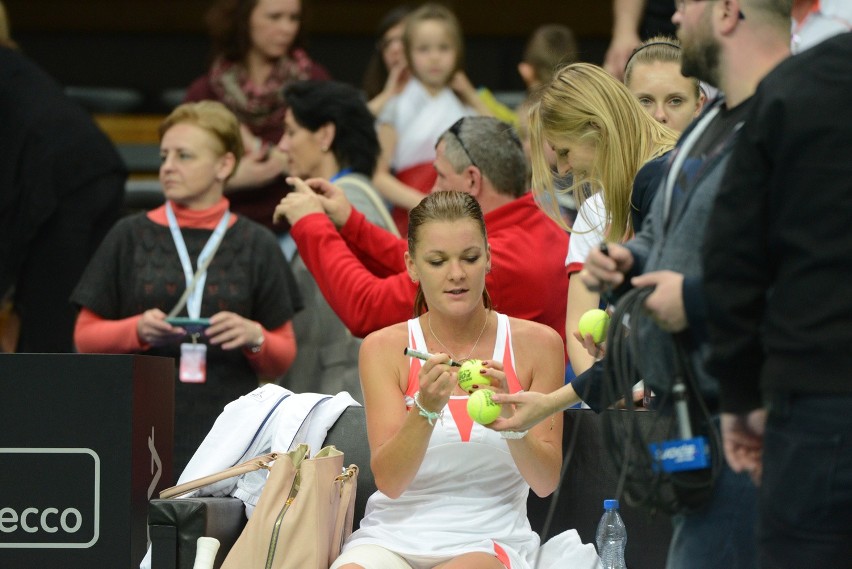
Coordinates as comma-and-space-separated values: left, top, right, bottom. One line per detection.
329, 168, 353, 183
165, 202, 231, 318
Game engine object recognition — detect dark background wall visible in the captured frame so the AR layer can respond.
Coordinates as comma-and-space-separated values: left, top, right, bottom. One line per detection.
3, 0, 616, 113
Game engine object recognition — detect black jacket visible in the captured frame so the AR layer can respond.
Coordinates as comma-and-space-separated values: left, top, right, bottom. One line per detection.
703, 32, 852, 413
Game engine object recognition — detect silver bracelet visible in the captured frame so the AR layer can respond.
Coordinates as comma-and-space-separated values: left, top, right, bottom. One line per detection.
413, 391, 443, 426
499, 430, 528, 440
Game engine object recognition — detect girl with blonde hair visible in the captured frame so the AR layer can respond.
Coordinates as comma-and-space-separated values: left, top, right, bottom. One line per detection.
624, 35, 705, 133
529, 62, 678, 376
373, 3, 492, 235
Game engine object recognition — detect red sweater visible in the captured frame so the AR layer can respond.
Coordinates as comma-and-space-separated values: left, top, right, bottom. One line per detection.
290, 192, 569, 344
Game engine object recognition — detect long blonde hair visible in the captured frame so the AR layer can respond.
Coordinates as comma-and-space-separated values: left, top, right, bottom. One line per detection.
530, 63, 678, 240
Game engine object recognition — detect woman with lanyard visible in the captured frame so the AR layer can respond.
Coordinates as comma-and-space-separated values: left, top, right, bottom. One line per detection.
72, 101, 302, 475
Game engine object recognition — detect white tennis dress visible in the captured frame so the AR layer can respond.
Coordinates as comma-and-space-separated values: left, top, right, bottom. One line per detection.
340, 313, 538, 568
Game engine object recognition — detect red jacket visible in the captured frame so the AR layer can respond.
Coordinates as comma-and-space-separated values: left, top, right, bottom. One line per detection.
290, 192, 569, 343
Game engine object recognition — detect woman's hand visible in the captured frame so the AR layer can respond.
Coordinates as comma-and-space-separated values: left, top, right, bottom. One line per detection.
227, 152, 286, 191
417, 352, 457, 414
449, 70, 478, 103
368, 63, 410, 116
572, 329, 607, 360
206, 311, 263, 351
137, 308, 185, 346
469, 360, 515, 421
226, 124, 287, 191
383, 62, 409, 98
489, 390, 557, 432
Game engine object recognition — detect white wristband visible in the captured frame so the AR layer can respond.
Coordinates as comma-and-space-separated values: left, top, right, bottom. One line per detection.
499, 430, 528, 440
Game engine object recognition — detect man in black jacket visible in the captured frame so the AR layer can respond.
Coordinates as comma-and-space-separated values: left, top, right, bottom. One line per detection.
0, 46, 126, 352
703, 31, 852, 568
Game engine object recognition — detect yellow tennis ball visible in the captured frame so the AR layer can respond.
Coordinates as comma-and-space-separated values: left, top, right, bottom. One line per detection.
457, 359, 491, 394
467, 389, 501, 425
578, 308, 611, 344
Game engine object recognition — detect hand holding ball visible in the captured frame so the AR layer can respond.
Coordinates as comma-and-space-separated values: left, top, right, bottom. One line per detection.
467, 389, 502, 425
577, 308, 610, 344
457, 359, 491, 393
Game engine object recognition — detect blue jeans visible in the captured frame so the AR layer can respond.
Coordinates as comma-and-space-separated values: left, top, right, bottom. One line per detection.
666, 421, 758, 569
758, 392, 852, 568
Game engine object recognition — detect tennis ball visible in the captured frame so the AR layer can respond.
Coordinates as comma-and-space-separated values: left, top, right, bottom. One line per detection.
467, 389, 501, 425
457, 359, 491, 393
578, 308, 611, 344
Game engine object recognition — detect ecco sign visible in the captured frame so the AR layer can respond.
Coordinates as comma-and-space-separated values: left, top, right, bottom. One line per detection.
0, 449, 100, 548
0, 507, 83, 533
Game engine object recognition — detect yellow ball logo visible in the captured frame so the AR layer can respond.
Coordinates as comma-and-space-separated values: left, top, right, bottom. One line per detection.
457, 359, 491, 393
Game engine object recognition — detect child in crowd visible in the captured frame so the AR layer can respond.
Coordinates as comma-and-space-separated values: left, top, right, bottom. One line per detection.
518, 23, 578, 93
373, 3, 491, 235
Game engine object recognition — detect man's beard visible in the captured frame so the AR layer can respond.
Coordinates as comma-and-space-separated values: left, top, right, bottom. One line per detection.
681, 34, 722, 89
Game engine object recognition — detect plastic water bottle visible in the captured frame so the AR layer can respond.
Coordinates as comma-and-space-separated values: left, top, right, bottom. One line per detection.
595, 499, 627, 568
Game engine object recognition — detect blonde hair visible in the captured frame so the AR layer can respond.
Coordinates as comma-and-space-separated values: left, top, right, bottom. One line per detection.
159, 101, 244, 176
624, 35, 700, 101
529, 63, 678, 240
408, 191, 492, 316
403, 3, 464, 80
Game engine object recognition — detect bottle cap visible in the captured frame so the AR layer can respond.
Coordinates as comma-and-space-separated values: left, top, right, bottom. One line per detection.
604, 499, 619, 510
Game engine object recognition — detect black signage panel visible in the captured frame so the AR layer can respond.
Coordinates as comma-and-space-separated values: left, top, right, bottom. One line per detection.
0, 354, 174, 568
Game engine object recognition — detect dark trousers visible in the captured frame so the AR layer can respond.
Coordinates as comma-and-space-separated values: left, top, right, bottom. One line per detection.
760, 392, 852, 568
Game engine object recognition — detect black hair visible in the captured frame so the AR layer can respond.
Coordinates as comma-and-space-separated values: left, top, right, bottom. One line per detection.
283, 80, 380, 177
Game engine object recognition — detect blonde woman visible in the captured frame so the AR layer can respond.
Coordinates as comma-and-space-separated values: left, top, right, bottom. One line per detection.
624, 35, 705, 133
529, 62, 678, 376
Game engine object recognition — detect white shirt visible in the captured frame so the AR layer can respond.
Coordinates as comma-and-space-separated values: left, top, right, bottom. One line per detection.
378, 78, 474, 171
565, 191, 607, 274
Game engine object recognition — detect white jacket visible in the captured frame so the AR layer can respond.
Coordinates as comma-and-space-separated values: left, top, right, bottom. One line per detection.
140, 385, 360, 569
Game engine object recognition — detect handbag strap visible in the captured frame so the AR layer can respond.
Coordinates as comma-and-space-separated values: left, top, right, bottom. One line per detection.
159, 452, 279, 499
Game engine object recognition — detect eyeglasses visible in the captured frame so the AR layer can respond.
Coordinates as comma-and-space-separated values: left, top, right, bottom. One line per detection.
674, 0, 711, 11
448, 118, 479, 169
674, 0, 745, 18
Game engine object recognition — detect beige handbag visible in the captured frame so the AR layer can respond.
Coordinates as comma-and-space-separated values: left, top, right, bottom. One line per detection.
221, 444, 358, 569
